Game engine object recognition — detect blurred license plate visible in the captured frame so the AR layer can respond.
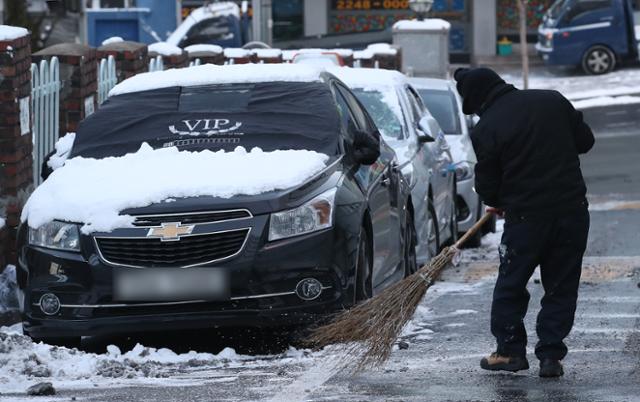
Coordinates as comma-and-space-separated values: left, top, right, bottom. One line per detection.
114, 268, 228, 302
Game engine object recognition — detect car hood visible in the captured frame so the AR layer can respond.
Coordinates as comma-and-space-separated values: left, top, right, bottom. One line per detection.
119, 156, 344, 218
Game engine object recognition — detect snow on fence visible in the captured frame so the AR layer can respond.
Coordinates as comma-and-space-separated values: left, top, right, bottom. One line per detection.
30, 57, 60, 186
97, 55, 117, 105
148, 55, 164, 72
188, 58, 201, 67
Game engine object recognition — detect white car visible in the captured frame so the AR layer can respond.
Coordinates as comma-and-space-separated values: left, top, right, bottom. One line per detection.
410, 77, 496, 247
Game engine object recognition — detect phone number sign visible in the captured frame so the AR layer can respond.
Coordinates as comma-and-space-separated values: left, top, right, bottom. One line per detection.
332, 0, 410, 10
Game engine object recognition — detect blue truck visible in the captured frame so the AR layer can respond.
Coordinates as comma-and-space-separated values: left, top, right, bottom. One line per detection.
536, 0, 638, 74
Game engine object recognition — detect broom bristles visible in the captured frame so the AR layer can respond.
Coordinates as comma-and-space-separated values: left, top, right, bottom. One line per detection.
307, 246, 459, 371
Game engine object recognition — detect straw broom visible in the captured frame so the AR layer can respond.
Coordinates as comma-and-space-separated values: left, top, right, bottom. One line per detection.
308, 213, 495, 371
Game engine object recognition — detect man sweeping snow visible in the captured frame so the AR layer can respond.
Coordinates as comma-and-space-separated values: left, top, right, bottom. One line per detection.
454, 68, 595, 378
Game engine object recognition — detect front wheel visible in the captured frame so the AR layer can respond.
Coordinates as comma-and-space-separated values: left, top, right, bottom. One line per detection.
582, 46, 615, 75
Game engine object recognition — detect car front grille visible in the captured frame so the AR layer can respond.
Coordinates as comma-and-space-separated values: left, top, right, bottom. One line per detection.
95, 228, 250, 268
132, 209, 251, 227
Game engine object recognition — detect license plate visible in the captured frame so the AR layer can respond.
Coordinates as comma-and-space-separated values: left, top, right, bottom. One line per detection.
114, 268, 228, 302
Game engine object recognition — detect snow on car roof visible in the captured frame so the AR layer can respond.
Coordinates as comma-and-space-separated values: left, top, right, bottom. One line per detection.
393, 19, 451, 31
148, 42, 183, 56
109, 64, 325, 96
167, 2, 240, 46
0, 25, 28, 41
22, 144, 329, 233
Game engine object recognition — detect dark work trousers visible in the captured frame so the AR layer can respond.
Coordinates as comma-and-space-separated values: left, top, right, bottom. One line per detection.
491, 203, 590, 361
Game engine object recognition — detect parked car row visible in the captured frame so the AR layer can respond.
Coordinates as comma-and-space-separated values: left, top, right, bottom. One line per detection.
16, 63, 492, 345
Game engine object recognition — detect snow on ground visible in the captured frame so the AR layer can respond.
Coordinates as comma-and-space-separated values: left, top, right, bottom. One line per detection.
0, 265, 18, 313
393, 19, 451, 31
184, 44, 223, 54
22, 145, 329, 233
101, 36, 123, 46
0, 324, 314, 394
0, 25, 28, 41
572, 95, 640, 110
109, 63, 323, 96
148, 42, 183, 56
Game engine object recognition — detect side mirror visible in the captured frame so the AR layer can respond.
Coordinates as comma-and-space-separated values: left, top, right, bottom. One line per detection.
352, 129, 380, 165
417, 116, 436, 143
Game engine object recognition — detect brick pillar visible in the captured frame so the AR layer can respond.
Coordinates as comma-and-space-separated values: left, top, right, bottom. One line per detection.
32, 43, 98, 137
149, 49, 189, 70
97, 41, 148, 83
186, 49, 225, 66
0, 29, 33, 265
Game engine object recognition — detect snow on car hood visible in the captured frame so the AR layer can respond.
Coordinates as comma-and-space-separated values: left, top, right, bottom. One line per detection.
22, 145, 329, 234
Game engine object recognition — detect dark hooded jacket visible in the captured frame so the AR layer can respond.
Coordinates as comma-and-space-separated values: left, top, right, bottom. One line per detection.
454, 68, 595, 216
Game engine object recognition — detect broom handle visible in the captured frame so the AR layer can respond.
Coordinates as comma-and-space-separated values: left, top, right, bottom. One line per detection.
454, 212, 495, 249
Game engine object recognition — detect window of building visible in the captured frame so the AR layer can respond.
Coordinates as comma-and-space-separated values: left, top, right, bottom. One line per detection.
272, 0, 304, 41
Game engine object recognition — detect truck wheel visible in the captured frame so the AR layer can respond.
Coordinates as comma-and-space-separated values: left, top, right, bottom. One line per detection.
582, 46, 616, 75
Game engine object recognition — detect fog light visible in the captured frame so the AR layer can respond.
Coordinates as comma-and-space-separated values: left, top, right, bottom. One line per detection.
295, 278, 323, 301
39, 293, 61, 315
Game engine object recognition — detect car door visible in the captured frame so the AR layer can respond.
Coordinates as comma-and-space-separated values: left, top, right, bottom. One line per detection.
332, 83, 403, 286
404, 85, 454, 237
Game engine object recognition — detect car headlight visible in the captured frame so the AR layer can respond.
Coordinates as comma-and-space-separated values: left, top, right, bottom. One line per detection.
454, 162, 474, 182
29, 221, 81, 252
268, 188, 337, 241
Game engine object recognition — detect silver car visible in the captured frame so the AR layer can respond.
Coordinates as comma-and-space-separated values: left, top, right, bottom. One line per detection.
331, 67, 458, 266
410, 77, 496, 247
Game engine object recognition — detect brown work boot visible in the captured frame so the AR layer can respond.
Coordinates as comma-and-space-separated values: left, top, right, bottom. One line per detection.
480, 352, 529, 372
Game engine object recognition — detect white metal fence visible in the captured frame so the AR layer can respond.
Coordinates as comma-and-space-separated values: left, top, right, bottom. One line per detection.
148, 55, 164, 72
97, 55, 117, 104
31, 57, 60, 186
188, 58, 201, 67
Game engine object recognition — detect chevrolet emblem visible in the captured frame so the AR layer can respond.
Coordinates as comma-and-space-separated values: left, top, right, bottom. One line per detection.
146, 222, 195, 241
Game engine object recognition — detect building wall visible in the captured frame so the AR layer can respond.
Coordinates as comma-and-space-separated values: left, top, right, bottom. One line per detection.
473, 0, 497, 58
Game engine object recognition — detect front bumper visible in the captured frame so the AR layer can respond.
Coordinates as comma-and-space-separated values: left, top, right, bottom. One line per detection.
456, 177, 480, 232
19, 217, 355, 338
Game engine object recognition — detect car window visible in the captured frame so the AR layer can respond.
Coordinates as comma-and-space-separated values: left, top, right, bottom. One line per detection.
416, 88, 462, 135
181, 17, 234, 47
565, 0, 612, 22
332, 85, 358, 141
403, 87, 424, 123
352, 88, 404, 141
335, 84, 372, 132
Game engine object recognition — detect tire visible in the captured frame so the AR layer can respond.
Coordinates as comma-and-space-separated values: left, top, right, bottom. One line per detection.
582, 46, 616, 75
29, 336, 82, 349
403, 210, 418, 278
426, 201, 440, 259
355, 225, 373, 302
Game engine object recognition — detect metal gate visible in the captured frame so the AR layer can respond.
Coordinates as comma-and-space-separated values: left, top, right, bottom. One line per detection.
98, 55, 117, 104
31, 57, 60, 186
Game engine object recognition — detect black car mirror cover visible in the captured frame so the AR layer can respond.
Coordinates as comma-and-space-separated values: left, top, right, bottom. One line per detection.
353, 129, 380, 165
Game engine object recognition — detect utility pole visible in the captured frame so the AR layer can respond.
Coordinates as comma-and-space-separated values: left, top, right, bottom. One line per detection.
517, 0, 529, 89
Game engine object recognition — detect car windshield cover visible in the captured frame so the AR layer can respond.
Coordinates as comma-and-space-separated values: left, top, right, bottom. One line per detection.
352, 88, 404, 141
70, 82, 341, 159
417, 89, 461, 135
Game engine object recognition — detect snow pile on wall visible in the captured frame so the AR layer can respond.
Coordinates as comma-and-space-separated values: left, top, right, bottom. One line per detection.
185, 44, 223, 54
0, 265, 18, 313
47, 133, 75, 170
109, 64, 324, 96
101, 36, 123, 46
223, 48, 252, 58
354, 43, 398, 60
393, 19, 451, 31
22, 145, 329, 234
252, 49, 282, 58
149, 42, 184, 56
0, 25, 28, 41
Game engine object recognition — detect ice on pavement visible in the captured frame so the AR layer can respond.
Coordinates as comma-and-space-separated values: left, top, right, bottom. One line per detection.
22, 145, 329, 233
572, 95, 640, 110
109, 63, 324, 96
47, 133, 75, 170
0, 25, 28, 41
0, 325, 312, 394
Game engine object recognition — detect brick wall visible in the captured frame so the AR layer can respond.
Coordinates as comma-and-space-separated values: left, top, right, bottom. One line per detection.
0, 31, 33, 266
